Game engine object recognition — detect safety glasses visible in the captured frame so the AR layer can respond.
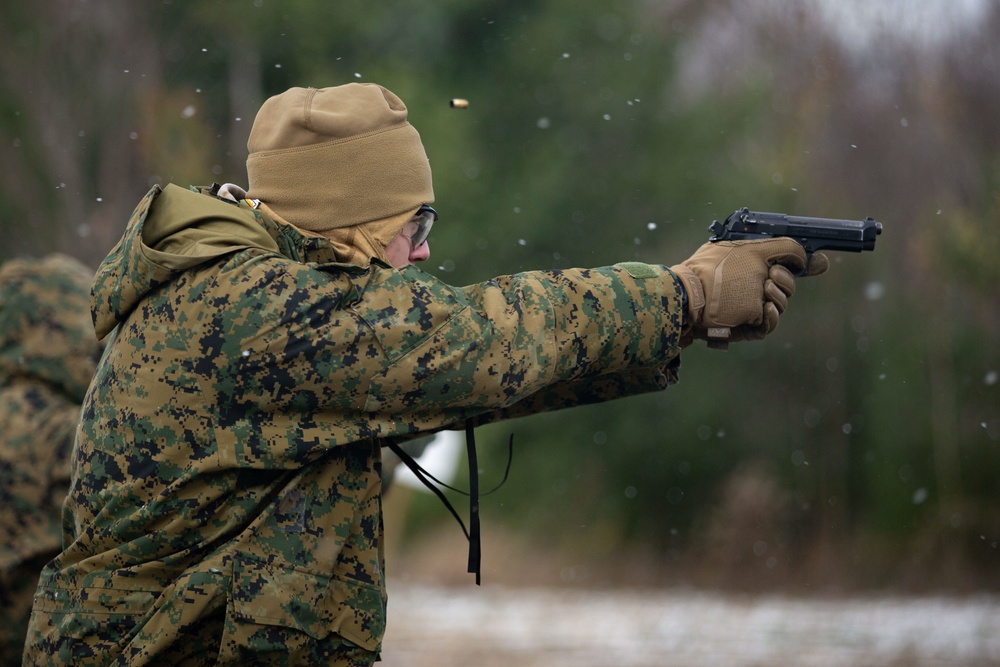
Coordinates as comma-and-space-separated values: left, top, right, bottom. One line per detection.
406, 204, 437, 248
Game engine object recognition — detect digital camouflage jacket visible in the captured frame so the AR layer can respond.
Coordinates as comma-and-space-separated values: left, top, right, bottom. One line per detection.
0, 254, 101, 665
25, 184, 685, 666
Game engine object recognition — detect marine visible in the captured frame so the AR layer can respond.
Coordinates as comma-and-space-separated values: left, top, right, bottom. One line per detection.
24, 83, 825, 665
0, 255, 102, 664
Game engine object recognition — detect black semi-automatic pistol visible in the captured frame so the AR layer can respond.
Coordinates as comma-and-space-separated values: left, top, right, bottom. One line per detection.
709, 207, 882, 274
701, 207, 883, 349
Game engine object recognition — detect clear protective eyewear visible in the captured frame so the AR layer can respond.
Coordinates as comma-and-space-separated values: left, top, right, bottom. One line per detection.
406, 204, 437, 249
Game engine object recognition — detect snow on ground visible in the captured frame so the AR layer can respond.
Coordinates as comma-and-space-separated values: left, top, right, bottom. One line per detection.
381, 583, 1000, 666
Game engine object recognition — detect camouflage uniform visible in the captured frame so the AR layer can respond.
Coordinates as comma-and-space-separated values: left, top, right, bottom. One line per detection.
25, 184, 685, 666
0, 255, 101, 665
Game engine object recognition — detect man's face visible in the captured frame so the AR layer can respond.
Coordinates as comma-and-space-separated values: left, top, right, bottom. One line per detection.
384, 214, 432, 268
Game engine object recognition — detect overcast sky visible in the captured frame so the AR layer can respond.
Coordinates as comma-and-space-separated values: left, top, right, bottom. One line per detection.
812, 0, 989, 51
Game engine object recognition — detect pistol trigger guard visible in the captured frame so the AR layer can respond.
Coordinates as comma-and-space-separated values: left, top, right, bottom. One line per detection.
770, 255, 810, 278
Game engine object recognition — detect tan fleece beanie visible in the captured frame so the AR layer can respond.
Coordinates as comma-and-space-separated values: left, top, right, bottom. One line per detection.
245, 84, 434, 240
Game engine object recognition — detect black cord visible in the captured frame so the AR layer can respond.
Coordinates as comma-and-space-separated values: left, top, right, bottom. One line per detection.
385, 427, 514, 586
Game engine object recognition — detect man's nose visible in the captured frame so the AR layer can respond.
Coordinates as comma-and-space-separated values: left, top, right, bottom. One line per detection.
409, 241, 430, 263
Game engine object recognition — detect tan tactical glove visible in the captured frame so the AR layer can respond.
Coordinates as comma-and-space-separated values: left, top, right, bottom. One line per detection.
670, 238, 829, 349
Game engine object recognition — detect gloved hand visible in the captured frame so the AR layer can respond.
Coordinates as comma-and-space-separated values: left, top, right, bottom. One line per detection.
670, 238, 829, 348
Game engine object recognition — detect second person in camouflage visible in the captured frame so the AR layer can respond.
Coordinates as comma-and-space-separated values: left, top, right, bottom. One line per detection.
0, 254, 102, 665
25, 83, 826, 666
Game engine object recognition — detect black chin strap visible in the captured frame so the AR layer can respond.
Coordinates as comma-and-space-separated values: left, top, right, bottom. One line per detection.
386, 423, 513, 586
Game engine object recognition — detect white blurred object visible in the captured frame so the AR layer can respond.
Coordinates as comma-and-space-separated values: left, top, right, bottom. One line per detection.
394, 430, 464, 491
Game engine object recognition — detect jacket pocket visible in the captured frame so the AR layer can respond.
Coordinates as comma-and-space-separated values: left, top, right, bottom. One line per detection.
223, 553, 385, 655
27, 585, 157, 667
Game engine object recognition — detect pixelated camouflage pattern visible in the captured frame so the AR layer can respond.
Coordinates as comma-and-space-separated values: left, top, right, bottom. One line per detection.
25, 184, 685, 666
0, 254, 101, 665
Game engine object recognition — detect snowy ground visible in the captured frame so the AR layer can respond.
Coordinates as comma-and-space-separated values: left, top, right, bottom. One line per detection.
380, 583, 1000, 666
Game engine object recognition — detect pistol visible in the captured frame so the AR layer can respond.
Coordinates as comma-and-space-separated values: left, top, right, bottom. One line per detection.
708, 207, 882, 275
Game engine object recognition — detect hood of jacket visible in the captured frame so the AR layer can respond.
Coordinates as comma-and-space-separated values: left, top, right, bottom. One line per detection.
0, 253, 103, 401
91, 184, 282, 339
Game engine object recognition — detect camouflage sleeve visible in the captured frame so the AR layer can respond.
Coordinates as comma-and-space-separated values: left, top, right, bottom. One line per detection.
355, 261, 684, 418
189, 254, 682, 466
468, 364, 679, 428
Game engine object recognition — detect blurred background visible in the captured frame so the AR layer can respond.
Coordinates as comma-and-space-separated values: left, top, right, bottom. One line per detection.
2, 0, 997, 601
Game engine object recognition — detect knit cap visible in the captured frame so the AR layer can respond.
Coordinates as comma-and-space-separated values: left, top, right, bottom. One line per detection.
246, 84, 434, 234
